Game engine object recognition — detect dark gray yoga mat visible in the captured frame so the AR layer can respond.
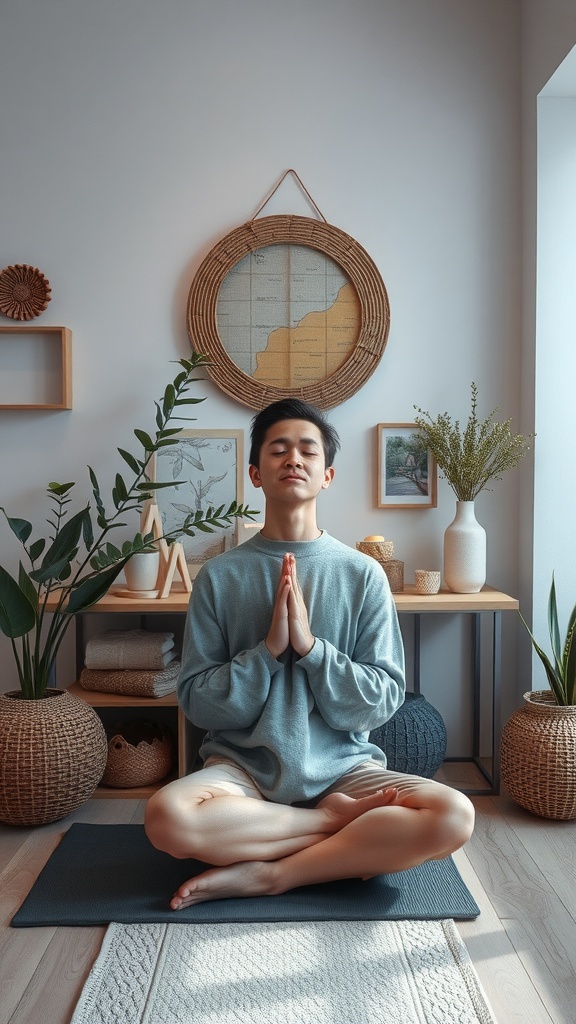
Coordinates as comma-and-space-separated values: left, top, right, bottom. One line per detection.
11, 823, 479, 927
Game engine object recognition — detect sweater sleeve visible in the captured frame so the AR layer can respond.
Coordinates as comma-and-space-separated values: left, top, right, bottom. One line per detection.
177, 569, 279, 730
300, 569, 405, 732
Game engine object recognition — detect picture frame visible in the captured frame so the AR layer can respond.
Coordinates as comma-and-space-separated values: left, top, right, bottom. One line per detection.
376, 423, 437, 509
151, 429, 244, 576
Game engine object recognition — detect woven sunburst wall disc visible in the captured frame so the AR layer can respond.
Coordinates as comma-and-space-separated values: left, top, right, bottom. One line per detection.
0, 264, 52, 321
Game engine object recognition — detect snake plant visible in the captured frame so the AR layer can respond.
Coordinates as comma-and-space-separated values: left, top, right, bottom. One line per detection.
520, 576, 576, 706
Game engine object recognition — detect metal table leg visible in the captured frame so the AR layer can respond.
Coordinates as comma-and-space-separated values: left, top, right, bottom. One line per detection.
413, 614, 421, 695
492, 610, 502, 794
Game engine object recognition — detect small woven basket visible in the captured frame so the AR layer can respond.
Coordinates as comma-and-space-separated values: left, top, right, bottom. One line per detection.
356, 539, 394, 561
381, 559, 404, 593
102, 722, 174, 788
500, 690, 576, 820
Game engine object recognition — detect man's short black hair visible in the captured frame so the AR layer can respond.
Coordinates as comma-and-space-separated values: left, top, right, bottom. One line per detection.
249, 399, 341, 468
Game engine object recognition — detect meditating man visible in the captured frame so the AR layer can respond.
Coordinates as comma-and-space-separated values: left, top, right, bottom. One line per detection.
145, 399, 475, 909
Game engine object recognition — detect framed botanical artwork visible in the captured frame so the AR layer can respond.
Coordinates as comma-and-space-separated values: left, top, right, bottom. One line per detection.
151, 429, 244, 575
376, 423, 437, 509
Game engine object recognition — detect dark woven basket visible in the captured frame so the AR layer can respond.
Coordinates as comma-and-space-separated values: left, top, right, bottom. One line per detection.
369, 692, 447, 778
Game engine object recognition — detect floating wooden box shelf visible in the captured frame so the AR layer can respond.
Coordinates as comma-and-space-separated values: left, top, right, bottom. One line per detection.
0, 325, 72, 409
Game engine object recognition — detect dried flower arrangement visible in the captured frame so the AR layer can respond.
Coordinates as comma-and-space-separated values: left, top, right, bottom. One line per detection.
413, 382, 533, 501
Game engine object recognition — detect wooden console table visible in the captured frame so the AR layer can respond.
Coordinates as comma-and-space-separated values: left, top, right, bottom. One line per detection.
394, 585, 519, 795
52, 584, 518, 798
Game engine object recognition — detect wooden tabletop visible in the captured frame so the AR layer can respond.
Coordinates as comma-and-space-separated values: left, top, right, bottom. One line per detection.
46, 583, 518, 615
393, 585, 519, 613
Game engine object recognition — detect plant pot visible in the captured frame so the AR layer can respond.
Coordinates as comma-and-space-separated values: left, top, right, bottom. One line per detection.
500, 690, 576, 820
0, 688, 108, 827
443, 500, 486, 593
124, 551, 160, 593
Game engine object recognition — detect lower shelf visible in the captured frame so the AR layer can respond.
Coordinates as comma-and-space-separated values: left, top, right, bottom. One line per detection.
92, 772, 179, 800
67, 681, 189, 799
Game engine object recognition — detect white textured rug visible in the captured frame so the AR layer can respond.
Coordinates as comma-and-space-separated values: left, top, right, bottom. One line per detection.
71, 919, 497, 1024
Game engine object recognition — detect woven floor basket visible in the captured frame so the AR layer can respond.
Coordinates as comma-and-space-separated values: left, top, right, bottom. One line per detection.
0, 689, 108, 827
500, 690, 576, 820
102, 729, 173, 788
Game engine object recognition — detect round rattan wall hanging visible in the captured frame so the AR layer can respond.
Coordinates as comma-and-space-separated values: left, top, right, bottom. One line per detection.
186, 215, 390, 410
0, 264, 51, 320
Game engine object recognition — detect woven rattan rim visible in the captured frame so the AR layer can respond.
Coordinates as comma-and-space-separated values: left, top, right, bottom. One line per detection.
186, 215, 390, 410
523, 690, 576, 713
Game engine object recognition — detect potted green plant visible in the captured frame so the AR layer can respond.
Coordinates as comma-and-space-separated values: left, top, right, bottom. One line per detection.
0, 352, 256, 826
520, 575, 576, 706
500, 577, 576, 820
413, 382, 532, 593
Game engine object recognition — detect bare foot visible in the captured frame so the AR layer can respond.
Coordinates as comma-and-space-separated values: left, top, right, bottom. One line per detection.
316, 788, 398, 832
171, 860, 278, 910
169, 790, 397, 909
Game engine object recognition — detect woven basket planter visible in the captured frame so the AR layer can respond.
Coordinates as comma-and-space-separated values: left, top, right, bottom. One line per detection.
0, 689, 108, 827
500, 691, 576, 820
102, 722, 173, 788
369, 692, 447, 778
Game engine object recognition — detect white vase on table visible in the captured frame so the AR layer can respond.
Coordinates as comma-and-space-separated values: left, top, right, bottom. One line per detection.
443, 500, 486, 594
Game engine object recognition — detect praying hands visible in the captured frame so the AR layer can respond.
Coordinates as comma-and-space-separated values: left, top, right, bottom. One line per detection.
265, 553, 315, 659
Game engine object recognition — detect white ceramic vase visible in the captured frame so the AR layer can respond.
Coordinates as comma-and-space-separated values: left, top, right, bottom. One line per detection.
124, 551, 160, 593
443, 500, 486, 593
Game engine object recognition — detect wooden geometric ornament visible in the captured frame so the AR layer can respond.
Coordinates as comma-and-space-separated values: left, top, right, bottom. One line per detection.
141, 504, 192, 599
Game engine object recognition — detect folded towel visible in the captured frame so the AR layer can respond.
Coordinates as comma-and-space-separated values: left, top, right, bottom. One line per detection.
79, 661, 181, 698
85, 629, 176, 671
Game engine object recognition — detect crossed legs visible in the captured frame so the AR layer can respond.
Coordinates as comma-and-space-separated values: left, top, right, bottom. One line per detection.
144, 760, 475, 910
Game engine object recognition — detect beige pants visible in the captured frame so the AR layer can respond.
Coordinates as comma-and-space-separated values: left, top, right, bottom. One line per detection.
198, 756, 440, 806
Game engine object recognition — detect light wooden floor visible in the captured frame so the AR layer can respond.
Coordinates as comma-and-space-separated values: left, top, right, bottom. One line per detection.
1, 780, 575, 1024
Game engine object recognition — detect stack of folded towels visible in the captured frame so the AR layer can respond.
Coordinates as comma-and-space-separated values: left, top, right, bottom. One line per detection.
79, 629, 180, 698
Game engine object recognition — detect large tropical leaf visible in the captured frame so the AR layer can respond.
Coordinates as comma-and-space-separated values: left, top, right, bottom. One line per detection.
18, 563, 38, 612
0, 509, 33, 544
30, 552, 78, 585
37, 507, 90, 576
0, 566, 36, 638
64, 563, 127, 615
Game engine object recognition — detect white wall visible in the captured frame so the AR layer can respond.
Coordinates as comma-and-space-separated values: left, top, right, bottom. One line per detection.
0, 0, 525, 749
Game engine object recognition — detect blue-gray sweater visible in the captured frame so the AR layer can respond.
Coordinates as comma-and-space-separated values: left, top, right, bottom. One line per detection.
177, 531, 405, 804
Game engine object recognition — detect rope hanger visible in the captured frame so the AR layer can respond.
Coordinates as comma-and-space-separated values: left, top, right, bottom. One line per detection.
250, 169, 327, 222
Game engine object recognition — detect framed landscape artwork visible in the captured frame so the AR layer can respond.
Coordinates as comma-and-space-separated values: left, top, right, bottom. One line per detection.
376, 423, 437, 509
152, 429, 244, 575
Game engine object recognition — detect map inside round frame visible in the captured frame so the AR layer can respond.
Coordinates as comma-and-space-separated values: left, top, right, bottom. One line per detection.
186, 215, 390, 410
